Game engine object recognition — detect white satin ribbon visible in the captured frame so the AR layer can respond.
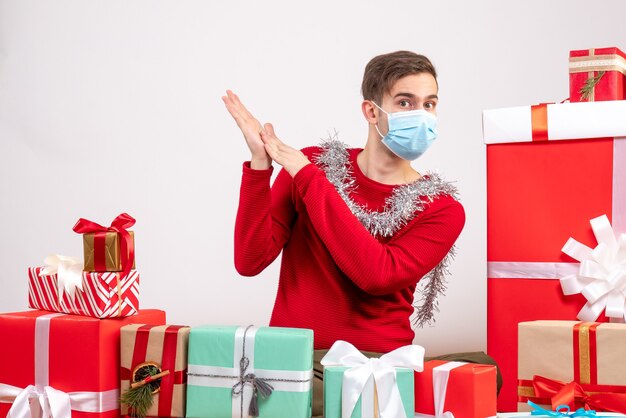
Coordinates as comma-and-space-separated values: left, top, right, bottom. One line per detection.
560, 215, 626, 322
186, 364, 313, 392
414, 362, 466, 418
0, 313, 119, 418
487, 262, 579, 279
0, 384, 119, 418
235, 325, 255, 416
321, 340, 425, 418
39, 255, 84, 300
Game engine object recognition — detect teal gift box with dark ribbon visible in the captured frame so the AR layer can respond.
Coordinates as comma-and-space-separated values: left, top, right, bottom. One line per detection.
186, 325, 313, 418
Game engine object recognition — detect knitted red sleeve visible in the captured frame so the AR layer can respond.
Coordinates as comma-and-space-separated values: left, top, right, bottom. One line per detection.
292, 163, 465, 295
234, 162, 296, 276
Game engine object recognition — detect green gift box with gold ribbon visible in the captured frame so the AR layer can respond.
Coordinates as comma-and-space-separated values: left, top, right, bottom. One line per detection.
186, 325, 313, 418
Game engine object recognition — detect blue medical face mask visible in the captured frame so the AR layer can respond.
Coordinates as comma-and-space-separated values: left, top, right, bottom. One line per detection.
372, 102, 438, 161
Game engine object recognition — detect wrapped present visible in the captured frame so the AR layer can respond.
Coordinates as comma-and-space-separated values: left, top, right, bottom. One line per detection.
73, 213, 136, 273
569, 47, 626, 102
0, 309, 166, 418
186, 325, 313, 418
321, 340, 423, 418
413, 360, 497, 418
120, 324, 190, 417
482, 100, 626, 411
498, 407, 622, 417
28, 261, 139, 318
517, 321, 626, 414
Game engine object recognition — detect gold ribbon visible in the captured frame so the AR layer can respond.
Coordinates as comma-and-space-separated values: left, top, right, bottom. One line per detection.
577, 322, 591, 385
569, 53, 626, 75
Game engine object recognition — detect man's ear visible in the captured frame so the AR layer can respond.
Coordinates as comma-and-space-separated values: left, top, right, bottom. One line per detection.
361, 100, 378, 124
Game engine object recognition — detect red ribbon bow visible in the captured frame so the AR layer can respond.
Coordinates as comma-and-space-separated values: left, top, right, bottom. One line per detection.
72, 213, 136, 281
532, 375, 626, 414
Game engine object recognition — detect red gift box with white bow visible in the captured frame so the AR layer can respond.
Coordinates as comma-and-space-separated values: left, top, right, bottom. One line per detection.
0, 309, 166, 418
483, 100, 626, 411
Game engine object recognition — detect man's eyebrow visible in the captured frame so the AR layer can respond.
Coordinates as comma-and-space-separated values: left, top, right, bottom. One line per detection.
393, 92, 439, 100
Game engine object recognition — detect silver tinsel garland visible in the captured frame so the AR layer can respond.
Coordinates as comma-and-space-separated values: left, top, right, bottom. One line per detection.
313, 136, 459, 327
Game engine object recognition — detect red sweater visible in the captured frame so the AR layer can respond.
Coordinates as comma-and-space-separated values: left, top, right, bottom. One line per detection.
235, 147, 465, 352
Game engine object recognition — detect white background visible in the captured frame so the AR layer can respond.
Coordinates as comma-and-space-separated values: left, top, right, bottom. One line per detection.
1, 0, 625, 355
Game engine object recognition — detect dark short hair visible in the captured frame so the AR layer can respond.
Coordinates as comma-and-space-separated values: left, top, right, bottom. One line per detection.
361, 51, 437, 103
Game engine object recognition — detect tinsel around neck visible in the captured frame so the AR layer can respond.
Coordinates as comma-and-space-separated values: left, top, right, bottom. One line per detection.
313, 137, 459, 238
313, 136, 459, 327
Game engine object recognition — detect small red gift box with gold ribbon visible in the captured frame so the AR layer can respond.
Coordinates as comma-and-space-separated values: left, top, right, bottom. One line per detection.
120, 324, 190, 417
517, 321, 626, 414
569, 47, 626, 102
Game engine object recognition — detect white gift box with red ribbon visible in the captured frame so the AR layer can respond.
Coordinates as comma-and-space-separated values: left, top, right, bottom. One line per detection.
483, 100, 626, 144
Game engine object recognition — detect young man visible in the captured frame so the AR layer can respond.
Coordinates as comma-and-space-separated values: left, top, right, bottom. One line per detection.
223, 51, 498, 416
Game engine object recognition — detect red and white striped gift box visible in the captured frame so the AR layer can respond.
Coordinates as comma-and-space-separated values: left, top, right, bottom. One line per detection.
28, 266, 140, 318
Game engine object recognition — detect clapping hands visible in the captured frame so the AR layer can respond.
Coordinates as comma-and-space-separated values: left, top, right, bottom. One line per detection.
222, 90, 310, 177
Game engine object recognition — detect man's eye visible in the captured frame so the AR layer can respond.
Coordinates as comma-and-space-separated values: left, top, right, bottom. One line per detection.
399, 100, 411, 108
424, 101, 437, 110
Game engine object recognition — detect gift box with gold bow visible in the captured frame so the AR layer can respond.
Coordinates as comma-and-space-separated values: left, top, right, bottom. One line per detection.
0, 309, 166, 418
120, 324, 190, 417
569, 47, 626, 102
517, 320, 626, 414
482, 100, 626, 411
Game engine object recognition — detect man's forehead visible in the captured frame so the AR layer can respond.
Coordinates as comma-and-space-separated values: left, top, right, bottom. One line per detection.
387, 73, 438, 97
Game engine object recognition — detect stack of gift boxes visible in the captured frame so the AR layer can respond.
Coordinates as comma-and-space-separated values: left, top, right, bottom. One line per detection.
0, 212, 499, 418
484, 46, 626, 415
3, 45, 624, 418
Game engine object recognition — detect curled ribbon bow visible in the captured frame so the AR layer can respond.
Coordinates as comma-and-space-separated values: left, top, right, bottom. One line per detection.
529, 401, 597, 417
321, 340, 425, 418
72, 213, 135, 281
560, 215, 626, 322
39, 254, 84, 300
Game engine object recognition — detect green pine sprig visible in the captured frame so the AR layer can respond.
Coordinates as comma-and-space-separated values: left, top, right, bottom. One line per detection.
579, 71, 605, 101
120, 364, 161, 418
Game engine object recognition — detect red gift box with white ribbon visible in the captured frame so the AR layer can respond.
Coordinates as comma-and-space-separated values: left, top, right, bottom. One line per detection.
414, 360, 497, 418
0, 309, 166, 418
482, 100, 626, 411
